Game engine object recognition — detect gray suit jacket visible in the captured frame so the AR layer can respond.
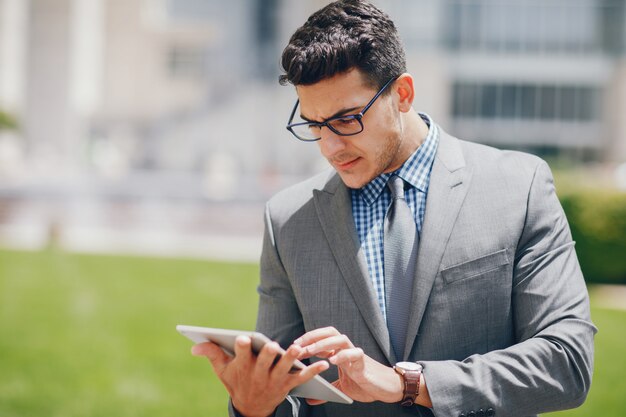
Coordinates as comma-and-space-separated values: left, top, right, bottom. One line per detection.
241, 131, 595, 417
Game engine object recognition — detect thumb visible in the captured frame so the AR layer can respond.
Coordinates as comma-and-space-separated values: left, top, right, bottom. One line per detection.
191, 342, 231, 374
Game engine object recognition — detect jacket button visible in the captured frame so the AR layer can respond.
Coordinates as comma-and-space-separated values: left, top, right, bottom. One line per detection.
477, 409, 485, 417
486, 408, 495, 416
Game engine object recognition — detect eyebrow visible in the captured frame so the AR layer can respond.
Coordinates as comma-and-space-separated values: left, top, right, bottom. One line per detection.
299, 105, 363, 123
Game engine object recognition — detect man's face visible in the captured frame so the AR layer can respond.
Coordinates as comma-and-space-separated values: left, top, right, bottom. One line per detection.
296, 69, 409, 189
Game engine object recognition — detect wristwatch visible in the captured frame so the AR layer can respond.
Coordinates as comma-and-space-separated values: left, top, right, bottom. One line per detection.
393, 361, 423, 407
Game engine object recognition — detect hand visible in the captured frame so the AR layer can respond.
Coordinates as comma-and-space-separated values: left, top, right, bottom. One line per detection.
192, 336, 329, 417
294, 327, 403, 405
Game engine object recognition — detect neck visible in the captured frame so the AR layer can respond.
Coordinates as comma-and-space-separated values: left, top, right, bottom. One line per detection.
382, 110, 429, 175
403, 110, 429, 151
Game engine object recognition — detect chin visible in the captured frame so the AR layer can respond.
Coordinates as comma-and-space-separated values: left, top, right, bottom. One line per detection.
337, 171, 371, 190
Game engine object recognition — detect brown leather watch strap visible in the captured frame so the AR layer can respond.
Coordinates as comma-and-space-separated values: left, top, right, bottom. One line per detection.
400, 369, 421, 406
394, 362, 422, 407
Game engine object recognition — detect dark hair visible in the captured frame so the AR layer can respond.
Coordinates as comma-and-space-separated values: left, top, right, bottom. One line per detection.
279, 0, 406, 90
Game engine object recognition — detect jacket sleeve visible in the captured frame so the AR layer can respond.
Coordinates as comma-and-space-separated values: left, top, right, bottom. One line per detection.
228, 203, 309, 417
422, 161, 597, 417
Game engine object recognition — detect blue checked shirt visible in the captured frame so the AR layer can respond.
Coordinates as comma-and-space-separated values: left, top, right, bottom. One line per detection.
351, 113, 439, 320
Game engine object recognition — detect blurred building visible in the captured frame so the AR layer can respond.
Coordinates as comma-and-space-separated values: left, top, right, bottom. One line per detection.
0, 0, 625, 256
386, 0, 626, 163
2, 0, 626, 189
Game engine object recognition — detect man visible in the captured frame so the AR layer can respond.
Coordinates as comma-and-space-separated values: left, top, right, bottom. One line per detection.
191, 1, 596, 416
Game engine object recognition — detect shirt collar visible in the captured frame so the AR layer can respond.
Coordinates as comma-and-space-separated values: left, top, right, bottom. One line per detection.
358, 112, 438, 206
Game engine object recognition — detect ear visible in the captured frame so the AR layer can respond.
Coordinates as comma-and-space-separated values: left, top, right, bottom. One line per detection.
394, 73, 415, 113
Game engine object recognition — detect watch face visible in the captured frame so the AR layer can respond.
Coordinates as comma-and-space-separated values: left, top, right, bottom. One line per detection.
396, 361, 422, 371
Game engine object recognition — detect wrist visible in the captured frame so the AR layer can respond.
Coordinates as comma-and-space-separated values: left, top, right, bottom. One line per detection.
385, 365, 405, 403
231, 400, 275, 417
415, 372, 432, 408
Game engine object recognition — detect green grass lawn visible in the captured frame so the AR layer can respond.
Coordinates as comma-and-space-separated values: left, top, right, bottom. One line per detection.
0, 249, 624, 416
0, 249, 258, 416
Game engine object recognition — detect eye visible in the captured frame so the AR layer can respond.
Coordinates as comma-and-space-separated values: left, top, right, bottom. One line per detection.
335, 117, 358, 126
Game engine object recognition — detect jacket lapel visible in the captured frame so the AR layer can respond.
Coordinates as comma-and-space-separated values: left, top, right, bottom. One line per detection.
313, 174, 395, 364
403, 131, 473, 359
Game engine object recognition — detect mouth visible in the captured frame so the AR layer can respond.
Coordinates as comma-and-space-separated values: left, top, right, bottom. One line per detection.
333, 157, 361, 171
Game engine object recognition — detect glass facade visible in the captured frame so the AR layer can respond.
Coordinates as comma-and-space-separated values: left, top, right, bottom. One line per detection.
445, 0, 624, 55
437, 0, 622, 159
453, 82, 601, 122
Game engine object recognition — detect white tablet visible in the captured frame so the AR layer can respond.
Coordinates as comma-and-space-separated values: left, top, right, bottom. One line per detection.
177, 325, 353, 404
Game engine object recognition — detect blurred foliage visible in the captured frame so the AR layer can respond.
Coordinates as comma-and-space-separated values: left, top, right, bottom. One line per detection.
555, 172, 626, 285
547, 306, 626, 417
0, 109, 18, 130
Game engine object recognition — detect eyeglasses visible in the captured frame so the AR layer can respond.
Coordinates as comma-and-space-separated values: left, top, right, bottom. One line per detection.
286, 76, 399, 142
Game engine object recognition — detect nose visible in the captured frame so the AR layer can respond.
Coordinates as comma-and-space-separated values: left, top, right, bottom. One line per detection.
318, 127, 346, 158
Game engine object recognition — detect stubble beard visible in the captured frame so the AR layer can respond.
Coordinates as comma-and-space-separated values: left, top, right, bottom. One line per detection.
339, 131, 404, 190
379, 130, 405, 176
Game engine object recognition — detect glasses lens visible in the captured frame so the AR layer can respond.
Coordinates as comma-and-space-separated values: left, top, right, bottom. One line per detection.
328, 116, 363, 136
291, 123, 321, 141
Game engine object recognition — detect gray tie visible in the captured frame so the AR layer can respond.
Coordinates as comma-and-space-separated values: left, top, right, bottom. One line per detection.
384, 175, 418, 360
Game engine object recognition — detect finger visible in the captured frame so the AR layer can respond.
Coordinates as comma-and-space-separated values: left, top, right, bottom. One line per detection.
293, 359, 329, 385
293, 327, 340, 347
191, 342, 232, 374
269, 344, 301, 376
274, 358, 329, 399
231, 335, 254, 367
302, 334, 354, 358
329, 347, 365, 371
254, 341, 281, 375
300, 349, 335, 360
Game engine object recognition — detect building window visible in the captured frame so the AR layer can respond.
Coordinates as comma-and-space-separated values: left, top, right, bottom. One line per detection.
445, 0, 607, 54
452, 82, 601, 122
